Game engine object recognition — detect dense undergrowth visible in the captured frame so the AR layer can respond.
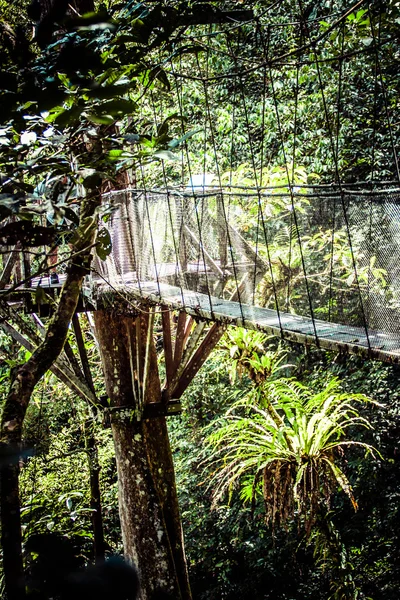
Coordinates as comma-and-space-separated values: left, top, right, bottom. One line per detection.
169, 341, 400, 599
2, 328, 399, 599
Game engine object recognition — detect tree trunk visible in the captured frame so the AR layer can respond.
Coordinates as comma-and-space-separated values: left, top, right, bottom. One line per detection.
0, 192, 100, 600
93, 309, 192, 600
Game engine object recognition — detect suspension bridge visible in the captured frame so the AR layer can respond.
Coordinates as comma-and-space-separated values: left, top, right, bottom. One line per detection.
1, 3, 400, 413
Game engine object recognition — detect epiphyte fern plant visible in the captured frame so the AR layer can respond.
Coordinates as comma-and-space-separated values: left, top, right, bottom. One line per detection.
205, 377, 381, 535
220, 328, 292, 384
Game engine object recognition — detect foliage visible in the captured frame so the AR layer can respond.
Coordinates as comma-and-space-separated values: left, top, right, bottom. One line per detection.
219, 328, 291, 384
166, 340, 400, 600
204, 376, 379, 534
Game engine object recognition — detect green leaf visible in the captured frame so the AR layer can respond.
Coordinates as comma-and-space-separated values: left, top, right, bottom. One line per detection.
154, 150, 179, 161
63, 206, 80, 225
96, 227, 112, 260
108, 149, 124, 158
54, 106, 84, 127
85, 113, 115, 125
168, 128, 201, 148
95, 99, 138, 116
155, 68, 170, 90
107, 149, 134, 162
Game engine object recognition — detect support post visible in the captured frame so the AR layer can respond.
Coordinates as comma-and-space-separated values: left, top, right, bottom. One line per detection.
93, 309, 191, 600
171, 323, 225, 399
0, 244, 21, 290
161, 307, 174, 390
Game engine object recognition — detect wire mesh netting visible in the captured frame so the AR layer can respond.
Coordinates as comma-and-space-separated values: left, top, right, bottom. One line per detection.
88, 5, 400, 359
90, 183, 400, 356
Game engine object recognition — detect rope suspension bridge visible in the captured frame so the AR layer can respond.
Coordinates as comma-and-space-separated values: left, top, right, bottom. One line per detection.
2, 3, 400, 414
90, 181, 400, 365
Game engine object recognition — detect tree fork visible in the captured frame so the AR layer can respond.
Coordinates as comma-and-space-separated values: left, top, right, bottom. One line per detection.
93, 309, 192, 600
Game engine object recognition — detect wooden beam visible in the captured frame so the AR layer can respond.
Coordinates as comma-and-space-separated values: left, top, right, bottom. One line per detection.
30, 312, 84, 382
173, 311, 187, 371
0, 321, 97, 405
0, 307, 90, 398
135, 316, 144, 405
183, 316, 194, 348
0, 245, 20, 290
22, 252, 31, 287
170, 321, 206, 392
161, 307, 174, 389
219, 218, 268, 273
142, 307, 156, 404
183, 225, 225, 278
126, 321, 139, 407
64, 339, 86, 380
72, 313, 96, 394
171, 323, 225, 399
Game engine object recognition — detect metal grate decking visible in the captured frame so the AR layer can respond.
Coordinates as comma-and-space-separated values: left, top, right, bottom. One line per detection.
4, 274, 400, 363
88, 279, 400, 364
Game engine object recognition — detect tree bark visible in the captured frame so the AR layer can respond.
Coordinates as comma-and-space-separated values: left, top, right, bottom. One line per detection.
93, 310, 192, 600
0, 192, 101, 600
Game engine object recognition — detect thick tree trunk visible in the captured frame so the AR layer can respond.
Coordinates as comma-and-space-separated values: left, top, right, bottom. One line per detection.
0, 193, 100, 600
93, 310, 192, 600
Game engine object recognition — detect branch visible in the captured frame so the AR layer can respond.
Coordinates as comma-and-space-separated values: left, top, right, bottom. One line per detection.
1, 192, 100, 440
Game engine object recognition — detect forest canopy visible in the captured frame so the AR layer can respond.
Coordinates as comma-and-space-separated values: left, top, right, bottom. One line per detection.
0, 1, 400, 600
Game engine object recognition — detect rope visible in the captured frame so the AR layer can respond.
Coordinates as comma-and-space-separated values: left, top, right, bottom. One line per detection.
366, 1, 380, 324
265, 26, 319, 344
227, 24, 284, 336
297, 0, 371, 349
286, 28, 302, 314
139, 160, 162, 299
328, 23, 345, 322
170, 58, 215, 316
194, 48, 245, 325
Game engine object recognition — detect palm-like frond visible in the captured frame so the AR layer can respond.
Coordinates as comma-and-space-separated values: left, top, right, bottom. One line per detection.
204, 377, 381, 533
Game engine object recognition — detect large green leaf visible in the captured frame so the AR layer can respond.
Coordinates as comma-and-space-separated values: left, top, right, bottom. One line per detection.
95, 99, 138, 116
154, 150, 179, 161
84, 113, 115, 126
96, 227, 112, 261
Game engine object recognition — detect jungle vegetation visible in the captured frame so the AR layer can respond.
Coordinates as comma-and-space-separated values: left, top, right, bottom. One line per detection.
0, 1, 399, 599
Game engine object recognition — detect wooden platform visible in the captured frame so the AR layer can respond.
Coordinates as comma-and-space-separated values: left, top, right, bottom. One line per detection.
3, 274, 400, 364
1, 274, 95, 315
88, 279, 400, 364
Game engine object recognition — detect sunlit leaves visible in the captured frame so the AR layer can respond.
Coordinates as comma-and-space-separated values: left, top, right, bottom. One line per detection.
204, 375, 381, 533
96, 227, 112, 260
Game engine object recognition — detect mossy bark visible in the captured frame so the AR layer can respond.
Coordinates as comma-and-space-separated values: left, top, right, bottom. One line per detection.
93, 310, 191, 600
0, 193, 100, 600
